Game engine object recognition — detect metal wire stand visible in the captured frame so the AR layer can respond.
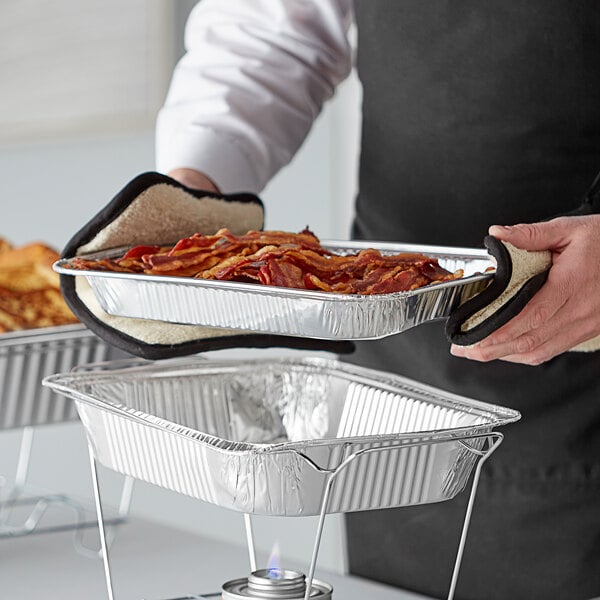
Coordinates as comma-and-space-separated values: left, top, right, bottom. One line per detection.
0, 324, 134, 553
0, 424, 133, 556
88, 431, 503, 600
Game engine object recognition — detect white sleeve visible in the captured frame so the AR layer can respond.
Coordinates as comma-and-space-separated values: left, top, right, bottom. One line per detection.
156, 0, 353, 193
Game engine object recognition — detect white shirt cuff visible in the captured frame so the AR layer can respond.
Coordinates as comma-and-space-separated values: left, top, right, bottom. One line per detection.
155, 124, 263, 194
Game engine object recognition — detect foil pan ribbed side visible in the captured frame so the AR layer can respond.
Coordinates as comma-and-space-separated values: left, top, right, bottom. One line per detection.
55, 242, 493, 340
44, 358, 519, 516
0, 325, 120, 430
79, 409, 478, 515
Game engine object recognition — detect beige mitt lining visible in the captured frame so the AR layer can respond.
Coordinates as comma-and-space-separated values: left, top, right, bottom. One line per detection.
462, 242, 600, 353
78, 183, 263, 255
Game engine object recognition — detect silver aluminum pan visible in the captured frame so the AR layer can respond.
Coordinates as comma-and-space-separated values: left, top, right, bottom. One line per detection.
54, 241, 494, 340
0, 324, 120, 430
43, 357, 519, 516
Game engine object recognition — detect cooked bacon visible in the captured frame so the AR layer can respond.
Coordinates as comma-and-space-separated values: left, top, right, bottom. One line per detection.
120, 245, 162, 260
70, 257, 136, 273
65, 228, 462, 294
260, 259, 306, 288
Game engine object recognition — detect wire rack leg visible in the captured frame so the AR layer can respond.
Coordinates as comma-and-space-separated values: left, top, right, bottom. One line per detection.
88, 443, 116, 600
446, 435, 504, 600
0, 426, 89, 537
303, 474, 336, 600
0, 426, 35, 526
244, 513, 257, 572
14, 426, 34, 490
73, 474, 135, 558
1, 426, 34, 501
117, 476, 134, 518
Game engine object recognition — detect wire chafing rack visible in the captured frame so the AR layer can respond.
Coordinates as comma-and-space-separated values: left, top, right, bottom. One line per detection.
44, 356, 519, 600
0, 324, 132, 550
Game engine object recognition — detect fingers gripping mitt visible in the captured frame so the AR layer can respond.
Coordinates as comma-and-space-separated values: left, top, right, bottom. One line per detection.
446, 236, 550, 346
60, 172, 354, 359
446, 235, 600, 352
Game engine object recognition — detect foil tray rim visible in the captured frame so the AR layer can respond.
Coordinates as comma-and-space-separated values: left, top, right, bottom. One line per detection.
43, 357, 521, 455
0, 323, 92, 347
53, 240, 494, 302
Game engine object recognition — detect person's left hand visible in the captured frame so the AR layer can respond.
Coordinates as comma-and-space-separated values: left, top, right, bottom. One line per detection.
450, 214, 600, 365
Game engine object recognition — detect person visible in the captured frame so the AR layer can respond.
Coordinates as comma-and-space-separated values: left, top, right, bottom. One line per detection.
155, 2, 600, 599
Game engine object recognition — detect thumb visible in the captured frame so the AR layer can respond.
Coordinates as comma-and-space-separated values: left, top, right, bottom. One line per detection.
488, 219, 568, 251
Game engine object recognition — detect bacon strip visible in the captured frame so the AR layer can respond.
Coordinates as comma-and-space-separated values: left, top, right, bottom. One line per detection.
66, 229, 463, 295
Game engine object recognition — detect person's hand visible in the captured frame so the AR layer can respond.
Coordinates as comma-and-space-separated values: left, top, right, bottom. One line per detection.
450, 214, 600, 365
168, 168, 220, 193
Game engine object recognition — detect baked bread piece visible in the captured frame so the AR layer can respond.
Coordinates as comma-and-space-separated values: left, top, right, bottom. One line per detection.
0, 240, 78, 334
0, 237, 12, 254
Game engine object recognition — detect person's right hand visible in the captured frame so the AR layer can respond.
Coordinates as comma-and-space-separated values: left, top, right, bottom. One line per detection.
168, 168, 220, 193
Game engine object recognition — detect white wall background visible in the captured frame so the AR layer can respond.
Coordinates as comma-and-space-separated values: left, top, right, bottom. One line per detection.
0, 0, 361, 576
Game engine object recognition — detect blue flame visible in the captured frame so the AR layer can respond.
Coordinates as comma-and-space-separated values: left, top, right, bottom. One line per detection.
266, 542, 283, 579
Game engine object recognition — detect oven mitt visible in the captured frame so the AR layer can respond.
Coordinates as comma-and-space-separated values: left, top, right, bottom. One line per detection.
446, 235, 600, 352
60, 171, 354, 360
447, 169, 600, 352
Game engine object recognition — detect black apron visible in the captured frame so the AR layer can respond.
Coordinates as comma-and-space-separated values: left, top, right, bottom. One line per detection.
345, 3, 600, 599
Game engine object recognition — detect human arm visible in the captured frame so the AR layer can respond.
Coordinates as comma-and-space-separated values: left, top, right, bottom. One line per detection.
156, 0, 353, 193
67, 1, 355, 359
167, 168, 220, 193
450, 214, 600, 365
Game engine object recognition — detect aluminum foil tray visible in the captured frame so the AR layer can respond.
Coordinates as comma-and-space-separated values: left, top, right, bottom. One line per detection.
0, 324, 122, 431
43, 357, 519, 516
55, 241, 493, 339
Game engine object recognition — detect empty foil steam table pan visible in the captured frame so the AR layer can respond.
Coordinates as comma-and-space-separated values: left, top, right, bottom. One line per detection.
0, 324, 120, 431
44, 357, 520, 516
55, 241, 494, 339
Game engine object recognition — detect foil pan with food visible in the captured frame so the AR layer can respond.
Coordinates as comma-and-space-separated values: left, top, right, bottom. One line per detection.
56, 228, 493, 340
0, 237, 120, 430
43, 357, 520, 516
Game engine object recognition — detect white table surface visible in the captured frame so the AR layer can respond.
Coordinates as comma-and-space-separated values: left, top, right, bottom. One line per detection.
0, 515, 432, 600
